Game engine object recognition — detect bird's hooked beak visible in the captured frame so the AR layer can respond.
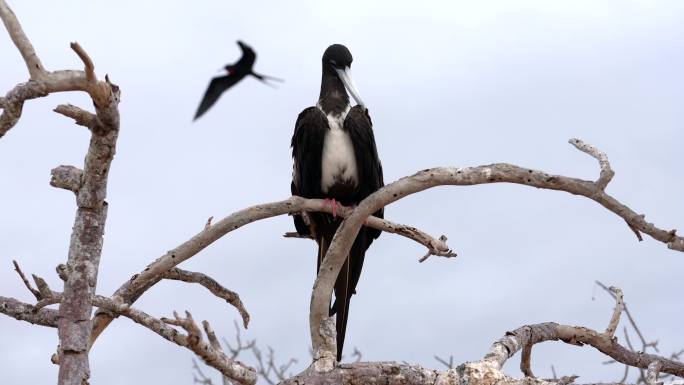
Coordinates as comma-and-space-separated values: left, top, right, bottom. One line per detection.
334, 66, 365, 107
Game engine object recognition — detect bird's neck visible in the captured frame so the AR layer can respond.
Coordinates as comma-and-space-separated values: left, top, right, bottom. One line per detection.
318, 66, 349, 116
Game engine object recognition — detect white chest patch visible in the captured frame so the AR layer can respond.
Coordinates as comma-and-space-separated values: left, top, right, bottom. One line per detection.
319, 105, 358, 193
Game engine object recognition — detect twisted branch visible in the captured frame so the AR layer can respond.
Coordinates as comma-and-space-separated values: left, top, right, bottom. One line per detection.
483, 288, 684, 379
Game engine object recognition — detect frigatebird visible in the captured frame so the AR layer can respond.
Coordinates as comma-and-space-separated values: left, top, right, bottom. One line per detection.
194, 40, 282, 120
290, 44, 384, 361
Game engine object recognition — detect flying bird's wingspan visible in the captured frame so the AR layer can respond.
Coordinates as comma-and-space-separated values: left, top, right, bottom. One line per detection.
193, 41, 283, 120
194, 75, 242, 120
237, 41, 256, 64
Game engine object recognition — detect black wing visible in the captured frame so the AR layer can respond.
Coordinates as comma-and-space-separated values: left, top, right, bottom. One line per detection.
194, 74, 243, 120
236, 41, 256, 69
345, 105, 384, 239
291, 107, 329, 236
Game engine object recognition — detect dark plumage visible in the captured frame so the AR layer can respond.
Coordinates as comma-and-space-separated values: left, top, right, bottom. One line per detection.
291, 44, 383, 361
194, 41, 282, 120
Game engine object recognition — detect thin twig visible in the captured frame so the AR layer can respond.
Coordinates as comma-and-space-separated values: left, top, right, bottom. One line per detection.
351, 347, 362, 363
597, 281, 658, 351
90, 196, 455, 347
568, 138, 614, 190
87, 300, 256, 385
69, 42, 95, 83
223, 320, 256, 360
12, 260, 41, 300
604, 286, 624, 338
520, 342, 534, 377
192, 359, 215, 385
434, 355, 454, 369
0, 0, 45, 78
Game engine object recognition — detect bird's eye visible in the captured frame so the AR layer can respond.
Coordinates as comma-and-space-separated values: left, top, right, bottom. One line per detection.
330, 59, 340, 67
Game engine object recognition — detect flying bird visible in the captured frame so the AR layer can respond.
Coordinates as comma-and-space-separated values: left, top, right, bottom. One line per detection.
290, 44, 384, 361
194, 40, 282, 120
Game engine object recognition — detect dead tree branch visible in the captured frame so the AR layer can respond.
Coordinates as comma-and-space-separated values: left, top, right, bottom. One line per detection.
596, 281, 658, 352
223, 320, 257, 360
595, 281, 679, 384
568, 138, 614, 190
12, 260, 41, 300
604, 286, 624, 338
0, 0, 44, 78
86, 296, 257, 384
435, 355, 454, 369
309, 138, 684, 362
483, 289, 684, 379
54, 104, 97, 129
50, 165, 84, 193
5, 265, 257, 385
192, 322, 299, 385
0, 1, 121, 384
162, 268, 250, 328
157, 311, 257, 385
488, 321, 683, 378
88, 197, 454, 347
252, 345, 298, 385
0, 296, 59, 327
192, 359, 216, 385
284, 203, 457, 262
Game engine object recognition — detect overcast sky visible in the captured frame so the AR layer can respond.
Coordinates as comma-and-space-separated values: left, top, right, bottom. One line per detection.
1, 1, 683, 384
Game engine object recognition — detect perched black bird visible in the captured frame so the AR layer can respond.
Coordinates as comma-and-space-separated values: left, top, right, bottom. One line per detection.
194, 41, 282, 120
290, 44, 384, 361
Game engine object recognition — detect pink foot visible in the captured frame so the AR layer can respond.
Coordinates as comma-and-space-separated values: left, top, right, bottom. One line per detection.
323, 198, 339, 218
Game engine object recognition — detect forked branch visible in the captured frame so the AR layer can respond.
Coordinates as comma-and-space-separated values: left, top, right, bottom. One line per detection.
483, 288, 684, 379
88, 197, 454, 347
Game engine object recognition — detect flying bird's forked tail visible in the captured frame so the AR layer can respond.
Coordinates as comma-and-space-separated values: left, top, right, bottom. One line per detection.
251, 71, 285, 88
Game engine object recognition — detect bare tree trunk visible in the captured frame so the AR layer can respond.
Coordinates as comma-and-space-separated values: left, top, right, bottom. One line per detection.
57, 120, 119, 384
0, 2, 120, 383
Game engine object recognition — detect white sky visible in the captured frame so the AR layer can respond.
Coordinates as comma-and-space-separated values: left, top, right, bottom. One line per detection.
1, 1, 683, 384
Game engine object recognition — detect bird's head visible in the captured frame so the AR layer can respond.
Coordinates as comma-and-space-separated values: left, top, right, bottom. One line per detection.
323, 44, 365, 107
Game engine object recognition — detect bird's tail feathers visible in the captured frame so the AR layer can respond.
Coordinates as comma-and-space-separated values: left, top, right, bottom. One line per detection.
251, 71, 285, 87
317, 226, 369, 361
